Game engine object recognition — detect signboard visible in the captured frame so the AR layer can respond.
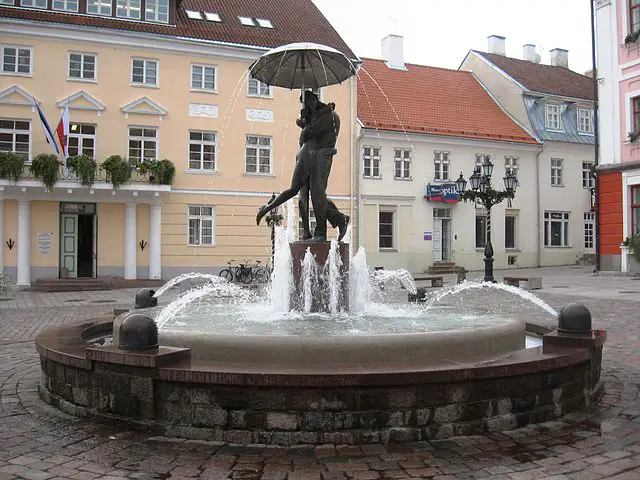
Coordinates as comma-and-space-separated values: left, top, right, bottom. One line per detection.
37, 233, 53, 255
424, 183, 461, 203
423, 232, 432, 241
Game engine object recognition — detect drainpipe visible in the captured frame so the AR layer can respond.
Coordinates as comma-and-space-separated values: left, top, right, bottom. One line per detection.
590, 0, 601, 272
536, 145, 544, 267
350, 74, 357, 250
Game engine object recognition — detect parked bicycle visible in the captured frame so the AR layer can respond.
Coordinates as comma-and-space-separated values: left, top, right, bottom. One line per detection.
219, 260, 253, 284
253, 260, 271, 284
0, 271, 13, 296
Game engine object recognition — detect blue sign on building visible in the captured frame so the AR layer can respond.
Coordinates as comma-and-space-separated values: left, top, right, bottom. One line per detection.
424, 183, 461, 203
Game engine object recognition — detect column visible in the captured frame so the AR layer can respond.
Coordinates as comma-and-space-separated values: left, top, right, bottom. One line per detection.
16, 199, 30, 286
0, 198, 4, 273
124, 202, 137, 280
149, 201, 162, 280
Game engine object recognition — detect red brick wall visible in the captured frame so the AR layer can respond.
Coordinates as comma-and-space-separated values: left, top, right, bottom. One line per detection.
598, 171, 623, 255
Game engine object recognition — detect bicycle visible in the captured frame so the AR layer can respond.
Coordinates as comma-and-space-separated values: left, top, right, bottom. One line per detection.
253, 260, 271, 284
219, 260, 253, 284
0, 271, 12, 296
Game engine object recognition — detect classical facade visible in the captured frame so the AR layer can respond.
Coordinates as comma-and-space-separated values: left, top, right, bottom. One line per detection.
595, 0, 640, 273
0, 0, 356, 285
355, 36, 540, 273
460, 36, 597, 267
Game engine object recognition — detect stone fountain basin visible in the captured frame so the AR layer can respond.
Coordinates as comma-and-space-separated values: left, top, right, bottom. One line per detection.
156, 320, 525, 369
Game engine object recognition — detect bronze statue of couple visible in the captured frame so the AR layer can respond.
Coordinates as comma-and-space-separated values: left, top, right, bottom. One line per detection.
256, 90, 350, 243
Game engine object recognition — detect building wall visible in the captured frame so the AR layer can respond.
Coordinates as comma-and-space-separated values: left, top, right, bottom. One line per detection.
598, 171, 623, 270
0, 21, 356, 281
459, 53, 533, 133
358, 130, 546, 273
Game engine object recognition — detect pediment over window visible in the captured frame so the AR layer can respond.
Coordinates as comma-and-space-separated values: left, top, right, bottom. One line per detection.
0, 85, 38, 110
57, 90, 105, 113
121, 96, 167, 120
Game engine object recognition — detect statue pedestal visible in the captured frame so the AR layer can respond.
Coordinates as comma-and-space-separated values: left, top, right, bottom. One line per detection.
290, 241, 349, 313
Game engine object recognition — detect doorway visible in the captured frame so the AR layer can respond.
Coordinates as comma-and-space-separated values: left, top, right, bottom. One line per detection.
433, 208, 452, 261
59, 203, 96, 278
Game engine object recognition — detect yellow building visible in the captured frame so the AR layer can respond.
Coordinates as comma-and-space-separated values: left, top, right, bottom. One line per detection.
0, 0, 357, 285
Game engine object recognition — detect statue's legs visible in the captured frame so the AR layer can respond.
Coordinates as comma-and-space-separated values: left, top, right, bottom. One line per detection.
256, 157, 308, 226
308, 148, 333, 241
299, 182, 312, 240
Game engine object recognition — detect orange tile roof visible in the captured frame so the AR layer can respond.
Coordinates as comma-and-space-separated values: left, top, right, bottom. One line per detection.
357, 58, 539, 145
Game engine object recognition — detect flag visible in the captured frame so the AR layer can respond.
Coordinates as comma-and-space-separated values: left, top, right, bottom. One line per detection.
56, 104, 70, 157
33, 98, 59, 155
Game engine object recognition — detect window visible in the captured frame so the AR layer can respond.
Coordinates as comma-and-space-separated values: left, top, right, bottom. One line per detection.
116, 0, 140, 19
475, 213, 487, 249
256, 18, 273, 28
434, 151, 450, 181
0, 0, 15, 4
545, 104, 561, 130
394, 148, 411, 179
505, 213, 517, 249
204, 12, 221, 22
379, 211, 394, 249
238, 16, 255, 26
245, 135, 272, 174
634, 97, 640, 134
191, 64, 216, 91
128, 127, 157, 165
475, 153, 490, 169
578, 108, 593, 134
551, 158, 563, 186
0, 119, 30, 160
504, 156, 519, 182
363, 146, 381, 178
20, 0, 46, 7
189, 131, 216, 170
582, 162, 594, 189
188, 205, 214, 246
185, 10, 202, 19
53, 0, 78, 11
584, 212, 595, 250
131, 58, 157, 86
247, 77, 271, 97
544, 211, 570, 247
87, 0, 112, 15
631, 0, 640, 34
68, 123, 96, 159
1, 46, 31, 75
68, 53, 96, 81
145, 0, 169, 23
632, 186, 640, 236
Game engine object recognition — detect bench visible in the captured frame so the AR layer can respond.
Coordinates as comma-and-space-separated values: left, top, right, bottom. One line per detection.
503, 276, 542, 290
412, 275, 444, 287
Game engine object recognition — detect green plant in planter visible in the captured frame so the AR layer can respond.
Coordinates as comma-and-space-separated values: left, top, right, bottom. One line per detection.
626, 30, 640, 46
153, 159, 175, 185
629, 130, 640, 144
66, 154, 97, 186
102, 155, 131, 188
626, 234, 640, 263
0, 152, 25, 182
30, 153, 61, 189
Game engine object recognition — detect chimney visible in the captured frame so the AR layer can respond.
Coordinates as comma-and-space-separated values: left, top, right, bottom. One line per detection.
550, 48, 569, 68
381, 34, 405, 70
487, 35, 505, 56
523, 44, 539, 63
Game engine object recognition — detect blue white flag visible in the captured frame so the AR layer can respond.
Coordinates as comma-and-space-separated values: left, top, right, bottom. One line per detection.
33, 98, 60, 155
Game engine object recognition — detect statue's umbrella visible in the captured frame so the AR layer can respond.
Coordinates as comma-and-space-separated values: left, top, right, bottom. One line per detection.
248, 42, 358, 99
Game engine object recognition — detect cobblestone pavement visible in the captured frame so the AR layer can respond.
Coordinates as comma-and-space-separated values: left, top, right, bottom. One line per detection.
1, 267, 640, 479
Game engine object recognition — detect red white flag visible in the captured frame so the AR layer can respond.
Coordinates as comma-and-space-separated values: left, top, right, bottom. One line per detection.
56, 104, 69, 157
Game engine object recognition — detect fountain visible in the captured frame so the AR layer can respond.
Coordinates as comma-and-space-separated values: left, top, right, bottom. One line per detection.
33, 43, 606, 445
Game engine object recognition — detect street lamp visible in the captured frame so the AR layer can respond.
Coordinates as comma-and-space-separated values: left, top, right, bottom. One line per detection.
455, 157, 517, 282
264, 193, 283, 267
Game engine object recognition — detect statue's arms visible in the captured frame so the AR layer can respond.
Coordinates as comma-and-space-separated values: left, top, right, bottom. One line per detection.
302, 109, 336, 142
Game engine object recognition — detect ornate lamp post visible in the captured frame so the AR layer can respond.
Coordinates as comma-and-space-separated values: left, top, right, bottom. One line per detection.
264, 193, 283, 266
455, 157, 518, 283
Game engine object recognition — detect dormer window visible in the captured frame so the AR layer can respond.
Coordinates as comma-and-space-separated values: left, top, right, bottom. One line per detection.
145, 0, 168, 23
204, 12, 221, 22
238, 16, 255, 26
185, 10, 202, 19
116, 0, 141, 20
545, 104, 561, 131
578, 108, 593, 134
256, 18, 273, 28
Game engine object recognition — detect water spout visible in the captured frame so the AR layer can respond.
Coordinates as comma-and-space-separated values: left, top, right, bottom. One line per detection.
301, 247, 317, 314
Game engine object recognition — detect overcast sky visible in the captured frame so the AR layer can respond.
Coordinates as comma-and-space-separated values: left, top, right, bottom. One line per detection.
312, 0, 594, 75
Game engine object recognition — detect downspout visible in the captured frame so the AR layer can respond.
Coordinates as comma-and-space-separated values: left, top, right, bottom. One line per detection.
536, 145, 544, 267
590, 0, 601, 272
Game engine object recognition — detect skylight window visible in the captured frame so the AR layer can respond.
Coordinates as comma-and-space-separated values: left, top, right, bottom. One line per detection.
186, 10, 202, 20
238, 16, 255, 26
256, 18, 273, 28
204, 12, 221, 22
